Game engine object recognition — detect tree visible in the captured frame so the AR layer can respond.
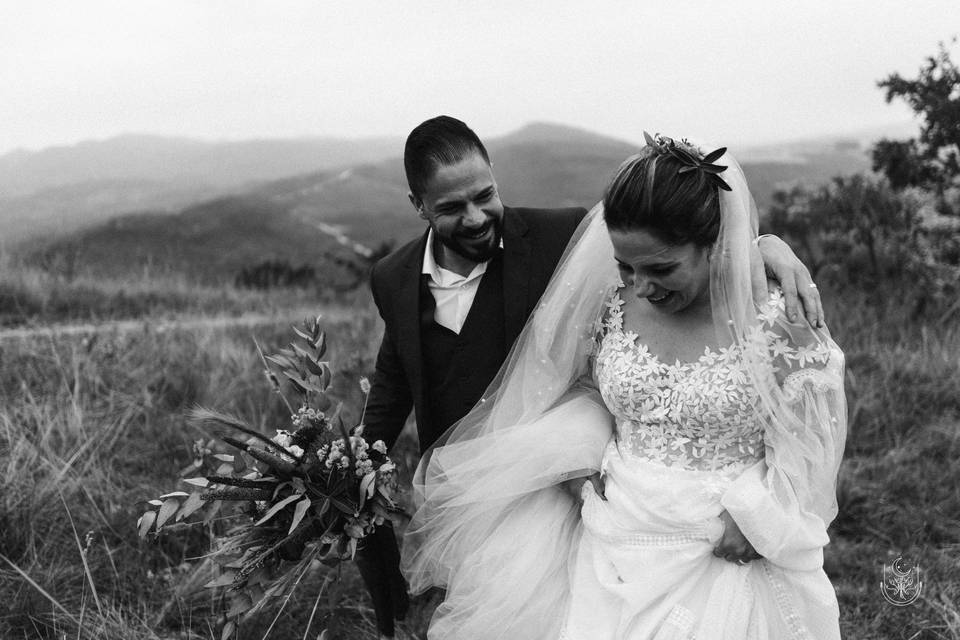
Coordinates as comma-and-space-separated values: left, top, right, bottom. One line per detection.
767, 175, 920, 282
765, 42, 960, 319
873, 39, 960, 192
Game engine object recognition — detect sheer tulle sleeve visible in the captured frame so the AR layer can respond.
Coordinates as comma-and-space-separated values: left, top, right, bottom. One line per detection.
401, 207, 618, 639
401, 388, 613, 630
720, 296, 847, 571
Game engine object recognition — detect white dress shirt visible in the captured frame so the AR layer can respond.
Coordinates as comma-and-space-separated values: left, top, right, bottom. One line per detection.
421, 229, 503, 334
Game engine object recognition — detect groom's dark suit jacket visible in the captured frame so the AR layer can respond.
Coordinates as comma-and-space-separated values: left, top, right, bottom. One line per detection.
358, 206, 585, 636
364, 205, 587, 454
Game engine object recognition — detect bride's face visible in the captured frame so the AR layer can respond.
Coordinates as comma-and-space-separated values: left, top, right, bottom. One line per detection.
608, 227, 712, 314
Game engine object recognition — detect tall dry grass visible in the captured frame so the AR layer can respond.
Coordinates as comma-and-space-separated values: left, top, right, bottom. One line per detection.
0, 276, 957, 639
0, 305, 418, 639
823, 285, 960, 639
0, 257, 368, 328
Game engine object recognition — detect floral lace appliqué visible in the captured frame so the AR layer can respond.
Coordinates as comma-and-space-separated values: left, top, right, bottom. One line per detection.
594, 289, 777, 473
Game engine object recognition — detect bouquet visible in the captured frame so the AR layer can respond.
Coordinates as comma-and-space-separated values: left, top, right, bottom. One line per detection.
137, 316, 401, 639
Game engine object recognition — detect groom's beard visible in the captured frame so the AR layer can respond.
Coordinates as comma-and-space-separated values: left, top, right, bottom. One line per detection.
438, 218, 503, 264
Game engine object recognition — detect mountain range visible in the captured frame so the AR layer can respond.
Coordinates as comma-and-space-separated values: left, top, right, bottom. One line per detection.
5, 122, 885, 282
0, 134, 402, 197
0, 134, 401, 244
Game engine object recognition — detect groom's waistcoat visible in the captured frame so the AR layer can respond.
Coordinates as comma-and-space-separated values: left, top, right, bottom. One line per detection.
364, 206, 588, 454
419, 251, 507, 450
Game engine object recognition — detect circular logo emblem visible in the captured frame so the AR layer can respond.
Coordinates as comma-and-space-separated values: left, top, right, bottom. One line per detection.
880, 555, 922, 606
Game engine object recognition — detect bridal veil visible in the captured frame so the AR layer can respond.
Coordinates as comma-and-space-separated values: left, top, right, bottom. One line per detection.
401, 147, 847, 640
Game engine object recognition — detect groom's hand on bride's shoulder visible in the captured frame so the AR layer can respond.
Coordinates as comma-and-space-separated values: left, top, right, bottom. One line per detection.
755, 234, 824, 328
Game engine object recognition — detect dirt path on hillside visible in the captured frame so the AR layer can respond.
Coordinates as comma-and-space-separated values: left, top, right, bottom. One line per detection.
0, 307, 355, 341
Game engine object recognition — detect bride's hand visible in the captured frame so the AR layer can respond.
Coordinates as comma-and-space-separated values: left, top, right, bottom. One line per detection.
713, 510, 762, 565
563, 472, 606, 502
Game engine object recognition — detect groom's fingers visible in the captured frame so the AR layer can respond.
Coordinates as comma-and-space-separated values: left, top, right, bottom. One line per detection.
780, 263, 825, 328
795, 270, 825, 328
750, 245, 768, 303
779, 270, 802, 324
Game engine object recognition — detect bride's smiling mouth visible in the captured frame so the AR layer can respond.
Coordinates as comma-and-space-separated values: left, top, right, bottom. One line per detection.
648, 290, 674, 305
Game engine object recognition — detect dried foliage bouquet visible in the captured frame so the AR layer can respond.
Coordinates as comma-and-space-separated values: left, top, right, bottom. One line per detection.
137, 316, 401, 639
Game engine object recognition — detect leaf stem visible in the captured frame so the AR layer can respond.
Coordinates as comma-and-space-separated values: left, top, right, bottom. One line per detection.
253, 336, 296, 416
358, 388, 370, 431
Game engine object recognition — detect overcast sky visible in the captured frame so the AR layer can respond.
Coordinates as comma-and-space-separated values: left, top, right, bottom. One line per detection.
2, 1, 957, 154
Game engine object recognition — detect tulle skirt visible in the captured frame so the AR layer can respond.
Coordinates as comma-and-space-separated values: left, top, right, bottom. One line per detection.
403, 391, 613, 640
561, 441, 840, 639
403, 397, 840, 640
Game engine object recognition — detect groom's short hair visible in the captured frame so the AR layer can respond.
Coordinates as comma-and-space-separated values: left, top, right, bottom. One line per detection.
404, 116, 491, 200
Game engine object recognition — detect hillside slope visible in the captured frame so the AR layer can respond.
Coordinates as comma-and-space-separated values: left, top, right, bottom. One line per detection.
19, 123, 874, 282
0, 134, 402, 197
26, 196, 362, 286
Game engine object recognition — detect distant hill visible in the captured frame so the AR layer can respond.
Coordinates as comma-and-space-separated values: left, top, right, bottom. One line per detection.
487, 122, 639, 208
19, 122, 881, 283
229, 121, 873, 248
0, 134, 402, 198
0, 134, 401, 245
25, 196, 363, 286
237, 122, 641, 249
741, 147, 872, 211
252, 164, 411, 248
0, 179, 228, 246
737, 121, 918, 164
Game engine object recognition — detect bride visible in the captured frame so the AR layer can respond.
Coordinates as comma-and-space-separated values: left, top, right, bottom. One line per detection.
401, 135, 846, 639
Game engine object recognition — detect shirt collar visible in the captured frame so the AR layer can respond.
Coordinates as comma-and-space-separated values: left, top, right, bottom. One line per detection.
421, 228, 504, 284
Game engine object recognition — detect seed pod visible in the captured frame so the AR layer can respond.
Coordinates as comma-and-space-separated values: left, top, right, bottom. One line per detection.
246, 447, 298, 475
222, 436, 251, 452
201, 488, 275, 502
205, 476, 280, 490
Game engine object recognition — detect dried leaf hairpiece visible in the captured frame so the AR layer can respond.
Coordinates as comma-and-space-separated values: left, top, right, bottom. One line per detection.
643, 131, 732, 192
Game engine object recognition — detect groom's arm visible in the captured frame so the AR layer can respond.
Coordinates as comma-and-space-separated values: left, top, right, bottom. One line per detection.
756, 235, 824, 328
362, 267, 414, 452
356, 265, 412, 638
364, 329, 414, 451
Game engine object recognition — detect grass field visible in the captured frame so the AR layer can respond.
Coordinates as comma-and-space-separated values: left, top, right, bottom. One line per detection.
1, 276, 958, 639
0, 256, 376, 329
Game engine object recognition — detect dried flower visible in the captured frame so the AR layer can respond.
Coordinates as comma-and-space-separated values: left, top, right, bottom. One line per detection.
272, 430, 293, 448
137, 316, 403, 640
286, 445, 304, 459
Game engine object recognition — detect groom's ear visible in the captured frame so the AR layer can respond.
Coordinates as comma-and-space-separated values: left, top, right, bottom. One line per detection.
409, 193, 427, 219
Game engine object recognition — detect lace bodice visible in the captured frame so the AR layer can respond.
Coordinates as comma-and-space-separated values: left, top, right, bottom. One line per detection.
594, 286, 827, 474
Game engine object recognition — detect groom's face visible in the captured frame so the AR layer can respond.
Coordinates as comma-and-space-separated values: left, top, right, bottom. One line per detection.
412, 151, 504, 268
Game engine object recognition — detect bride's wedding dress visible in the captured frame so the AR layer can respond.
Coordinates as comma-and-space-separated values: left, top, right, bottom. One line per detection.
402, 154, 846, 640
561, 287, 843, 639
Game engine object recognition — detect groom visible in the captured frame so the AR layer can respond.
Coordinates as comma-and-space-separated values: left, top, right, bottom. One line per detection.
357, 115, 821, 638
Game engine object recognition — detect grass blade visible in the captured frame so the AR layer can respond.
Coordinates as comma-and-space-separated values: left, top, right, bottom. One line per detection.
0, 553, 79, 623
59, 491, 104, 615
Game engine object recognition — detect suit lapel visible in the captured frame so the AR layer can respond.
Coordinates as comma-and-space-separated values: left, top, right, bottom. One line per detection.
395, 231, 428, 408
501, 207, 532, 346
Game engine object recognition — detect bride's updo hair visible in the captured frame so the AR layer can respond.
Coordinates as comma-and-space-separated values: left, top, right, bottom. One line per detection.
603, 145, 721, 247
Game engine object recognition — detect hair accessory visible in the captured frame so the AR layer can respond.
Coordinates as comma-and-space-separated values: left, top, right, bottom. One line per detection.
643, 131, 732, 192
